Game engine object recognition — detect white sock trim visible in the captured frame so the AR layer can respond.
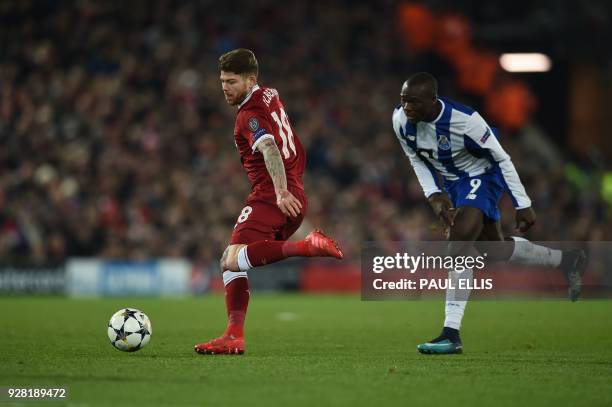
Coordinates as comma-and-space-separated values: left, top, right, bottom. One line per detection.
237, 246, 253, 271
444, 302, 466, 330
509, 236, 528, 261
444, 268, 472, 330
223, 270, 248, 286
510, 237, 562, 267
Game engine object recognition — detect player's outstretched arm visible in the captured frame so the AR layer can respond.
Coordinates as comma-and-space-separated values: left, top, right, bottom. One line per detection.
257, 138, 302, 217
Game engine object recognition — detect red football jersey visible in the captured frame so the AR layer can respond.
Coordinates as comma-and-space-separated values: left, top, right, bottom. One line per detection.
234, 85, 306, 198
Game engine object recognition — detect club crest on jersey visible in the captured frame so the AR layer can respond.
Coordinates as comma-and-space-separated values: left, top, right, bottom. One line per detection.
248, 117, 259, 132
438, 135, 451, 151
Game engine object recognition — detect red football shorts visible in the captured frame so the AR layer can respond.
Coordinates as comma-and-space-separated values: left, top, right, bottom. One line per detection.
230, 189, 308, 245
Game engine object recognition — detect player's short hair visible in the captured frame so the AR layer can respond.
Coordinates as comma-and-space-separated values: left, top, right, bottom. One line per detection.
405, 72, 438, 97
218, 48, 258, 77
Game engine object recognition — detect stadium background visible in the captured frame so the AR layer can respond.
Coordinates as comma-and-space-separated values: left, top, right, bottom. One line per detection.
2, 2, 612, 407
0, 0, 611, 293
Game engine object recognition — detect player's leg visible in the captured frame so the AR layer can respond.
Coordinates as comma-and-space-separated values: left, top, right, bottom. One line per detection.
195, 198, 342, 355
476, 221, 561, 264
502, 236, 588, 293
222, 198, 341, 273
446, 205, 484, 255
444, 206, 482, 340
475, 222, 587, 301
220, 244, 250, 338
418, 206, 483, 355
194, 243, 249, 355
194, 201, 278, 355
223, 230, 343, 271
419, 168, 507, 354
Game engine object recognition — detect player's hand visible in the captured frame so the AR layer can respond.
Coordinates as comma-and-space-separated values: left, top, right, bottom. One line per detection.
428, 192, 455, 230
276, 189, 302, 218
515, 207, 536, 233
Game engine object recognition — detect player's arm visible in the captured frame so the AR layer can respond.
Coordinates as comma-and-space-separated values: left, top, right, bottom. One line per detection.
402, 140, 455, 228
257, 138, 302, 217
394, 118, 454, 229
465, 113, 535, 231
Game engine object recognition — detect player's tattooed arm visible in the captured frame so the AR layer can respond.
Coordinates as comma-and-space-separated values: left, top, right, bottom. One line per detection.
257, 139, 302, 217
258, 138, 288, 192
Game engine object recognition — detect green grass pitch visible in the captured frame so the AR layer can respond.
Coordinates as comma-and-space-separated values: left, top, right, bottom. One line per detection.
1, 295, 611, 406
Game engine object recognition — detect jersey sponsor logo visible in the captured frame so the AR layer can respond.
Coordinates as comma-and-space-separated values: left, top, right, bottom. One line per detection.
438, 135, 451, 151
248, 117, 259, 132
252, 127, 268, 142
407, 134, 416, 141
480, 128, 491, 144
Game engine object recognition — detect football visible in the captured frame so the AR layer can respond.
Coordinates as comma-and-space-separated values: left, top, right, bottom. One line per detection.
107, 308, 152, 352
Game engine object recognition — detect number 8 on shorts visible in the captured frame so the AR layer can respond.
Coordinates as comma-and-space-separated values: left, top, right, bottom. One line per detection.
237, 206, 253, 224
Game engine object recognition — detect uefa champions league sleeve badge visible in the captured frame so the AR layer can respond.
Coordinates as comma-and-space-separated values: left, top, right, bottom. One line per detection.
248, 117, 259, 132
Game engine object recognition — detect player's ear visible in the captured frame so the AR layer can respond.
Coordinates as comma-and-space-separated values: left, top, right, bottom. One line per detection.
246, 74, 257, 88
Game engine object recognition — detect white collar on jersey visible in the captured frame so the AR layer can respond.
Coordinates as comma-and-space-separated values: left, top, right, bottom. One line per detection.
429, 98, 445, 123
238, 84, 260, 109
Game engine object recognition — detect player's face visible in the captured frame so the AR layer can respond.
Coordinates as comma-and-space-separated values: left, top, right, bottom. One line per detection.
400, 85, 437, 124
220, 71, 256, 106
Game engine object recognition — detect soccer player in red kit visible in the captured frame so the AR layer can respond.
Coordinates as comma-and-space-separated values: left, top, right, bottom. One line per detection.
194, 49, 343, 355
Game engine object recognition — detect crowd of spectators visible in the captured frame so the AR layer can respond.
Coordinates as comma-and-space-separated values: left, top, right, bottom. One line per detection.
0, 0, 610, 267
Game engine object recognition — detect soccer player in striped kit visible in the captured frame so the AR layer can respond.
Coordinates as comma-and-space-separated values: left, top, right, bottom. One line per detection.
392, 72, 586, 354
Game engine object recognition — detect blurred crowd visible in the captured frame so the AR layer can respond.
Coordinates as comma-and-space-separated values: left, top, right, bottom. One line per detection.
0, 0, 610, 266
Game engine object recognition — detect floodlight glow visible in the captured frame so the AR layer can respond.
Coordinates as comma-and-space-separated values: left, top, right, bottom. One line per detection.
499, 53, 552, 72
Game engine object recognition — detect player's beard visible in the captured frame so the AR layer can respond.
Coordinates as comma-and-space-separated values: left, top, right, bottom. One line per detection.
224, 88, 243, 106
233, 88, 249, 106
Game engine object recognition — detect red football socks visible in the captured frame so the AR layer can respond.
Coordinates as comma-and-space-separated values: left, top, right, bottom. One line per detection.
244, 240, 312, 267
224, 277, 249, 338
222, 239, 318, 338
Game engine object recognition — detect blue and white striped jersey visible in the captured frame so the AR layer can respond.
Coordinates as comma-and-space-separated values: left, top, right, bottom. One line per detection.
392, 97, 531, 209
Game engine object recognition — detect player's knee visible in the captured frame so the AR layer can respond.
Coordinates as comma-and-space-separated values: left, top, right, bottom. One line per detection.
220, 255, 239, 272
220, 245, 244, 272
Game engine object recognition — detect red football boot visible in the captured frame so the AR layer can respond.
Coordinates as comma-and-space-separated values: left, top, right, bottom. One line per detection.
194, 335, 245, 355
304, 229, 344, 259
